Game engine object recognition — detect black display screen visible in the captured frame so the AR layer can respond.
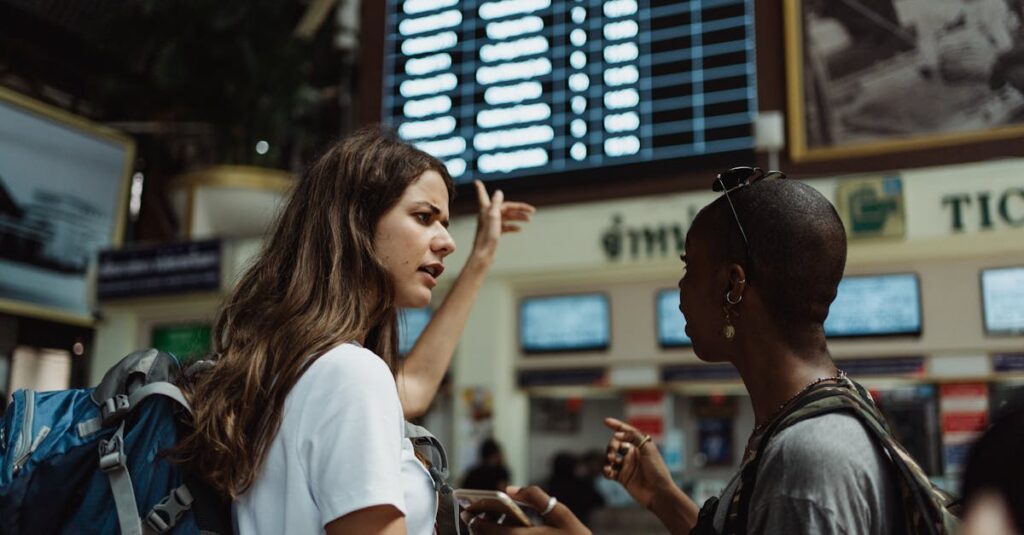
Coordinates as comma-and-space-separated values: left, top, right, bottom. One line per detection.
382, 0, 758, 185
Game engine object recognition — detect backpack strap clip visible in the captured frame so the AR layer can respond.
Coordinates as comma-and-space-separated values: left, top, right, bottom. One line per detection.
145, 484, 195, 534
98, 432, 127, 473
101, 394, 132, 425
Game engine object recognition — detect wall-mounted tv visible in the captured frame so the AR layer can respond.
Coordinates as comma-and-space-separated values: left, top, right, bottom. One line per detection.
399, 307, 433, 355
520, 293, 610, 353
656, 289, 691, 348
824, 273, 922, 338
981, 266, 1024, 335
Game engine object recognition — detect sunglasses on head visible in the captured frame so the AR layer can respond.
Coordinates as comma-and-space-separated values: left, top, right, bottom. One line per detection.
711, 166, 787, 248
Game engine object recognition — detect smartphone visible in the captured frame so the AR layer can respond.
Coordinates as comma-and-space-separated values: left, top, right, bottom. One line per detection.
452, 489, 535, 527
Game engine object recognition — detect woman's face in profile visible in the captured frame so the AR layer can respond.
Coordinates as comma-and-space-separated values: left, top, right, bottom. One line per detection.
373, 170, 455, 308
678, 229, 728, 362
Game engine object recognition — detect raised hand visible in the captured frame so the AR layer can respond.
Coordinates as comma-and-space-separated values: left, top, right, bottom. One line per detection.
602, 417, 675, 509
471, 179, 534, 265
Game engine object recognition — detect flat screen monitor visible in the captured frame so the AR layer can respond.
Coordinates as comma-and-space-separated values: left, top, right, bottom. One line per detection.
656, 289, 691, 347
520, 293, 610, 353
824, 273, 922, 338
399, 307, 433, 355
981, 266, 1024, 335
381, 0, 758, 186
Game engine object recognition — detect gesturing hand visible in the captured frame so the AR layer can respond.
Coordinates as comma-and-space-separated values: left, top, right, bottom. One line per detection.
471, 180, 535, 265
602, 417, 675, 509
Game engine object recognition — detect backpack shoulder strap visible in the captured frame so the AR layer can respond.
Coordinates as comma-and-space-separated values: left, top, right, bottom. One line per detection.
725, 381, 956, 535
723, 384, 843, 534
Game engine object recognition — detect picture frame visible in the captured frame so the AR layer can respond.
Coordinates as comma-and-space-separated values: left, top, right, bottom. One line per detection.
0, 88, 135, 325
784, 0, 1024, 161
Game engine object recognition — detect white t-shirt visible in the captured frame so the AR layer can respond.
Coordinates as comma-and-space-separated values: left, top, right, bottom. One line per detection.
234, 343, 438, 535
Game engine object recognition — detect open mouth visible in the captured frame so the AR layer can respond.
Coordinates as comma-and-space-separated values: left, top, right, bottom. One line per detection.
418, 263, 444, 279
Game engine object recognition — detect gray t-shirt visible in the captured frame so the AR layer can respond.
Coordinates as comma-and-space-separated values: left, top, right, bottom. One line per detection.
712, 413, 899, 534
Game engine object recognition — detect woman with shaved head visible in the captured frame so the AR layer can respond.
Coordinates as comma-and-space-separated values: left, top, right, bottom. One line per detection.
469, 168, 955, 535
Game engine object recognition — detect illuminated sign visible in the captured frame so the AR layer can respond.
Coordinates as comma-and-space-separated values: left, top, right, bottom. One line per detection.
383, 0, 757, 183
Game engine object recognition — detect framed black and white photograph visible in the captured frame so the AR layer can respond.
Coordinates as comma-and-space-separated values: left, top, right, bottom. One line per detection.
0, 88, 134, 324
785, 0, 1024, 161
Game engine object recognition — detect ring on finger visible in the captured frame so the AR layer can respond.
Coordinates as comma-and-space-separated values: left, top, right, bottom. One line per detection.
541, 496, 558, 516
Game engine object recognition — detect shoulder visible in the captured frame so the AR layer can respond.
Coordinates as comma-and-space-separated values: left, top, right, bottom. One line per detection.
302, 343, 395, 390
762, 412, 886, 476
755, 412, 894, 500
289, 343, 399, 414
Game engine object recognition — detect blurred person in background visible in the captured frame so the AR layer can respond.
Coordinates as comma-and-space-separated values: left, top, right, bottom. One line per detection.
173, 127, 533, 535
462, 438, 512, 491
544, 452, 604, 527
957, 395, 1024, 535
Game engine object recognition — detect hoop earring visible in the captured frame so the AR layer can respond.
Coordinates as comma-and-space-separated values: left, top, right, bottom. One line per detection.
725, 290, 742, 305
722, 305, 736, 340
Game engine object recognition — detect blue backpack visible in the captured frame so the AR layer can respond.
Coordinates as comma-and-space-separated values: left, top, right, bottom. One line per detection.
0, 349, 231, 534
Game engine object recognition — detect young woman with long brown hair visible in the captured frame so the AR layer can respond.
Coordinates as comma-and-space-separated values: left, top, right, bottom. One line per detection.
174, 127, 533, 534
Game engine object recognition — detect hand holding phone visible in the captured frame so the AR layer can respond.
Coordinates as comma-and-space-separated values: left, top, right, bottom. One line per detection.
453, 489, 535, 527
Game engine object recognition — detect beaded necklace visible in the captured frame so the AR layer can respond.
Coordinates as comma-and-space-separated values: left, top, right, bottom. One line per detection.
750, 369, 847, 436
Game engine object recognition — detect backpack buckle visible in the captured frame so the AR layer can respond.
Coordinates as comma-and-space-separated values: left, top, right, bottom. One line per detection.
145, 485, 194, 534
98, 433, 127, 473
101, 394, 131, 425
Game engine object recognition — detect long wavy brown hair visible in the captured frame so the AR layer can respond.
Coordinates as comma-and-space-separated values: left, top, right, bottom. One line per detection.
174, 127, 454, 497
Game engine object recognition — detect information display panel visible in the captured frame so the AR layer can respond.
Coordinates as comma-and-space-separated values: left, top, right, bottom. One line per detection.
399, 307, 433, 355
824, 273, 922, 338
383, 0, 757, 184
520, 293, 610, 353
656, 289, 691, 347
981, 267, 1024, 335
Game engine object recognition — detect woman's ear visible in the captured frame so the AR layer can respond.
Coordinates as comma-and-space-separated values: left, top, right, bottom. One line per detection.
725, 263, 747, 301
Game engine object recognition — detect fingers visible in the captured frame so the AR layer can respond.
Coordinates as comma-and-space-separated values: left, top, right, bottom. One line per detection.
603, 417, 644, 445
474, 180, 491, 211
501, 201, 536, 215
506, 485, 586, 531
490, 189, 504, 218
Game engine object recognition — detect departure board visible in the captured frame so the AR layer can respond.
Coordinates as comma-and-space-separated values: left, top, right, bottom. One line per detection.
382, 0, 757, 184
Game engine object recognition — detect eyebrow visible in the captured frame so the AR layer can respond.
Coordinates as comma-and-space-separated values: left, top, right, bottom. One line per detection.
413, 201, 450, 228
